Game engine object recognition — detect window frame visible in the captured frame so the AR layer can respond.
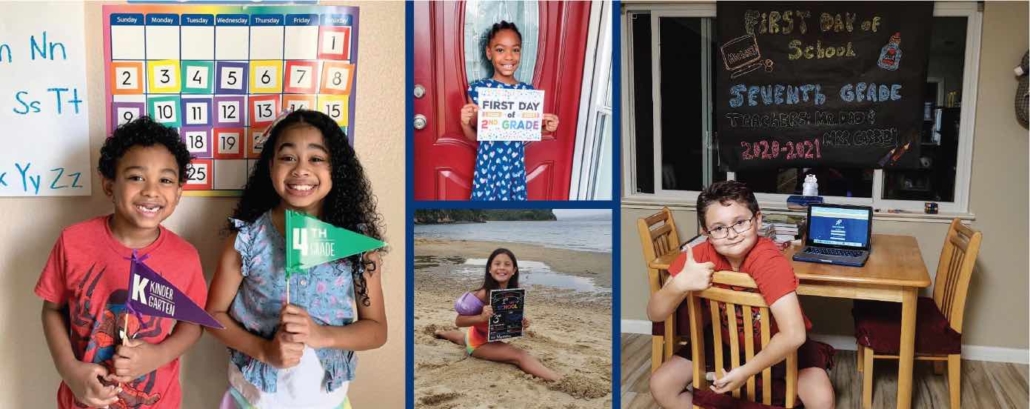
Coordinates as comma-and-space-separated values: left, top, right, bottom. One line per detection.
570, 0, 613, 200
620, 2, 983, 215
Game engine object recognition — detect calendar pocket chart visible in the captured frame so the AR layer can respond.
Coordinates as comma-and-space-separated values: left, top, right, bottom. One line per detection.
104, 5, 360, 195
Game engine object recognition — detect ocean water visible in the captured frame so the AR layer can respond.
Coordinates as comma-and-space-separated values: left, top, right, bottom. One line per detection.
414, 219, 612, 252
462, 258, 608, 292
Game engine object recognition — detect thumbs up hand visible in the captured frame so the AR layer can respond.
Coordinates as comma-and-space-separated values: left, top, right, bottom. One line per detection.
668, 245, 714, 293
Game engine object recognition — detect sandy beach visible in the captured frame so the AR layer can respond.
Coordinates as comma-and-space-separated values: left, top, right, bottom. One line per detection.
414, 238, 613, 408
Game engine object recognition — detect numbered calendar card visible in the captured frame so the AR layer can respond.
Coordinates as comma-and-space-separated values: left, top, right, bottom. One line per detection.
103, 5, 359, 194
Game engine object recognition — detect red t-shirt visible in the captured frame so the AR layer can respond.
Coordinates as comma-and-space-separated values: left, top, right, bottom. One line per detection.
34, 216, 208, 409
671, 237, 812, 344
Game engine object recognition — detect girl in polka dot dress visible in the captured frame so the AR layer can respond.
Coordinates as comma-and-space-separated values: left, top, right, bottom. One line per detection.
459, 21, 560, 201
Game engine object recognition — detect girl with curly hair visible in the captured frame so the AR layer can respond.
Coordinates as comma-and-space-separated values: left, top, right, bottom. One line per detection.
206, 110, 386, 409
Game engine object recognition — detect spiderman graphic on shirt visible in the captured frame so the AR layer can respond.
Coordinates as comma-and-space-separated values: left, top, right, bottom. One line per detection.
72, 264, 163, 409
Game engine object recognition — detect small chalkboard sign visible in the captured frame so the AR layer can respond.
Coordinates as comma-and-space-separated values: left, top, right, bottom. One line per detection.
488, 288, 525, 342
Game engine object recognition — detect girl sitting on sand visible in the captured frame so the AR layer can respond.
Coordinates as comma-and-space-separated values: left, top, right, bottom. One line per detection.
434, 248, 561, 381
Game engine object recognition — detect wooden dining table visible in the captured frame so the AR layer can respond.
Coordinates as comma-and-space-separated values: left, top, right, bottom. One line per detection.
648, 234, 931, 409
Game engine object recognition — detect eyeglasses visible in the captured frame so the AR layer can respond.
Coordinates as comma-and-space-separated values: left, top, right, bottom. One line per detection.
705, 215, 756, 239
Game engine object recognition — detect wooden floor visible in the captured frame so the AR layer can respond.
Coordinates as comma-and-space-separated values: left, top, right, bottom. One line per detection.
621, 334, 1029, 409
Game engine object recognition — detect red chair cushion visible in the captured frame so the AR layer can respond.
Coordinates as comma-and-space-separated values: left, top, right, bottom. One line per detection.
652, 301, 691, 336
852, 297, 962, 355
693, 388, 788, 409
688, 339, 834, 408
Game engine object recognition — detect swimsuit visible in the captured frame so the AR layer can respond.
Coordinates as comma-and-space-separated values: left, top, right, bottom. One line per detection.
465, 326, 490, 355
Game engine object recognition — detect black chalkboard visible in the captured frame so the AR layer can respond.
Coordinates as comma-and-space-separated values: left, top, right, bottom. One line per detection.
715, 2, 933, 170
488, 288, 525, 342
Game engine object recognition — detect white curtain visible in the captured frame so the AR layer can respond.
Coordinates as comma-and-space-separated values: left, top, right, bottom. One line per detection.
463, 0, 540, 84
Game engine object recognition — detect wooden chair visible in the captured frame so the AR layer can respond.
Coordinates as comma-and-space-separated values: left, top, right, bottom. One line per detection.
637, 207, 687, 372
853, 219, 982, 409
687, 271, 798, 408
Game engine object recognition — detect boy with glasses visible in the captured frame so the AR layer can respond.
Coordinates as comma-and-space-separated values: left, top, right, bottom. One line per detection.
646, 181, 836, 409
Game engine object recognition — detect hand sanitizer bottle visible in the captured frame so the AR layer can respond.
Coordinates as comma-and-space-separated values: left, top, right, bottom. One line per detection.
803, 174, 819, 197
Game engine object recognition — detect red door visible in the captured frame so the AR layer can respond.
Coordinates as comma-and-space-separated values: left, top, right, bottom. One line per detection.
413, 1, 591, 200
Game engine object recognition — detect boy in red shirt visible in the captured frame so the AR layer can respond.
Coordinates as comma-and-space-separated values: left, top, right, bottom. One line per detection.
36, 116, 207, 409
647, 181, 836, 408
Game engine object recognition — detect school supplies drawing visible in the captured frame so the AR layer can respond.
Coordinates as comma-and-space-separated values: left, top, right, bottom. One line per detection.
103, 5, 360, 195
720, 33, 775, 79
476, 88, 545, 142
488, 288, 525, 342
877, 32, 903, 71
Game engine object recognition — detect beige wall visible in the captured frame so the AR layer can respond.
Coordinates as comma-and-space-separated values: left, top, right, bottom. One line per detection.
0, 2, 405, 407
621, 1, 1030, 351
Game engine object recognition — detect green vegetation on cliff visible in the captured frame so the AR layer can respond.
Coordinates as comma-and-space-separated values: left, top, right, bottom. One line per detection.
414, 209, 556, 224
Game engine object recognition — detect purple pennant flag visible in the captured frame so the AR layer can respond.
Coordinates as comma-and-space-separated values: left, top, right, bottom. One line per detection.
126, 256, 223, 329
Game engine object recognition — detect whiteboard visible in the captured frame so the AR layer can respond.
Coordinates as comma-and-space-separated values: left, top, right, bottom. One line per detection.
0, 3, 90, 196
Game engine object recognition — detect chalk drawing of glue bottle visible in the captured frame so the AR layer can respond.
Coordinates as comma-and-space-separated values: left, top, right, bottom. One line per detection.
878, 32, 903, 71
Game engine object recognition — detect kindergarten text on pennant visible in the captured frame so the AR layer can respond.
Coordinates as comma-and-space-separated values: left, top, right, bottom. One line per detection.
476, 88, 545, 142
127, 255, 223, 329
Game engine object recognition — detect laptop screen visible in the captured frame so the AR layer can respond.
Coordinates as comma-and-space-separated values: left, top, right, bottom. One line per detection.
808, 205, 871, 249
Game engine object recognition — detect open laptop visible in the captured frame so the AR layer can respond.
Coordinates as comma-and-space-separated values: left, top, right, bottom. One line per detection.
793, 204, 873, 267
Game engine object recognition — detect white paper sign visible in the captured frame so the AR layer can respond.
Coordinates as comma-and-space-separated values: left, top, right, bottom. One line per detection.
476, 88, 545, 142
0, 3, 91, 196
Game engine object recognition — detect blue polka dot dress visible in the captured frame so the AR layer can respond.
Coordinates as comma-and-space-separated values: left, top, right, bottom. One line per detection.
468, 78, 530, 201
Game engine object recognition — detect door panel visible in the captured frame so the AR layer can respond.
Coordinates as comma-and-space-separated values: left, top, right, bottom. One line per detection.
526, 161, 554, 199
436, 168, 472, 200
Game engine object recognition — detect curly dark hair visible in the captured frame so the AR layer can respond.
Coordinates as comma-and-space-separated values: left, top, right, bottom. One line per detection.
696, 180, 761, 231
228, 109, 385, 306
99, 116, 192, 183
487, 20, 522, 43
476, 248, 519, 292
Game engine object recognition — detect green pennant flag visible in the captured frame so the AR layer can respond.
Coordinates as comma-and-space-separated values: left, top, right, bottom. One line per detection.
285, 210, 387, 276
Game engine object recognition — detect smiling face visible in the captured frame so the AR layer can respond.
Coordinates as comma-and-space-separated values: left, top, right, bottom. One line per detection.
270, 124, 333, 216
703, 200, 762, 263
488, 252, 517, 286
486, 28, 521, 82
103, 145, 183, 242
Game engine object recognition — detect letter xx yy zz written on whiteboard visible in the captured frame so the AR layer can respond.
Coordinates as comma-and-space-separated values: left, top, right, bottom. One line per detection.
1, 2, 90, 196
